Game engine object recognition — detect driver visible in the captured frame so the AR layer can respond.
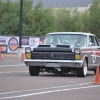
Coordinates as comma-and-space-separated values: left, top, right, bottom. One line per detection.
75, 35, 85, 45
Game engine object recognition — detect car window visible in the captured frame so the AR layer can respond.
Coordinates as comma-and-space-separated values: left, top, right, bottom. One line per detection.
98, 39, 100, 45
93, 36, 99, 46
89, 36, 92, 43
89, 36, 99, 46
44, 34, 87, 46
44, 35, 62, 44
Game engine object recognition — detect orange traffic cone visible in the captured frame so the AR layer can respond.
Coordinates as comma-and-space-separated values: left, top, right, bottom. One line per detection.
0, 52, 2, 60
21, 52, 24, 62
93, 67, 100, 85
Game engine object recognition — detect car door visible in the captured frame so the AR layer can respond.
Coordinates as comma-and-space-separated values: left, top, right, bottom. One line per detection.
92, 36, 100, 65
88, 35, 100, 67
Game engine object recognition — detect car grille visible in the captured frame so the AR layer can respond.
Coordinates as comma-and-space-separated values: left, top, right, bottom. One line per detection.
31, 52, 75, 60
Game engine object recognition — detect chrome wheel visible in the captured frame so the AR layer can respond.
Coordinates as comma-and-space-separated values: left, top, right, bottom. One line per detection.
83, 60, 87, 76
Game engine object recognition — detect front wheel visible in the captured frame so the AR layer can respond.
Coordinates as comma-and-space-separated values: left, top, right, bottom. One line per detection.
54, 71, 63, 74
29, 66, 40, 76
76, 59, 88, 77
94, 70, 96, 74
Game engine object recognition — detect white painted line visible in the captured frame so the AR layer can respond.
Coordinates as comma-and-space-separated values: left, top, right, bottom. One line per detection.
0, 64, 25, 68
0, 71, 28, 74
0, 72, 11, 74
0, 82, 92, 95
0, 85, 100, 100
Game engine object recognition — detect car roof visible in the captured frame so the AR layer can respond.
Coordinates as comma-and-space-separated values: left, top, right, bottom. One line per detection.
47, 32, 95, 36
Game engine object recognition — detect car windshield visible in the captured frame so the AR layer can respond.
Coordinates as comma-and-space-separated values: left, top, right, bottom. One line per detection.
44, 34, 87, 46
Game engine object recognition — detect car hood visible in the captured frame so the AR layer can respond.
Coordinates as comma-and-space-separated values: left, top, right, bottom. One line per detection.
29, 43, 84, 52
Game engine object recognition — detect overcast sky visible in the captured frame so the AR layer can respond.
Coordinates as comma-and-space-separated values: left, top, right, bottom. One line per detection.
4, 0, 93, 7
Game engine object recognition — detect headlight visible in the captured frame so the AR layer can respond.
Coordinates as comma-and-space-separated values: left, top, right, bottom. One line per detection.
25, 47, 31, 53
74, 48, 80, 54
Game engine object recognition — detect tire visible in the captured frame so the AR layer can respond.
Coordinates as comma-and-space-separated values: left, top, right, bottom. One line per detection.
77, 59, 88, 77
54, 72, 63, 74
94, 70, 96, 74
29, 66, 40, 76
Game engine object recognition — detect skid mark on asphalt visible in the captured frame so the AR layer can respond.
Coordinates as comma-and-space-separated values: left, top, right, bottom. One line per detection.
0, 85, 100, 100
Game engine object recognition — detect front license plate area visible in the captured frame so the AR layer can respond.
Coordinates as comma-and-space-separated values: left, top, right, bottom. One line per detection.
45, 63, 60, 67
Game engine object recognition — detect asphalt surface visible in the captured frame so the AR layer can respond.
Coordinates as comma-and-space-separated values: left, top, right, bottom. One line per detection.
0, 56, 100, 100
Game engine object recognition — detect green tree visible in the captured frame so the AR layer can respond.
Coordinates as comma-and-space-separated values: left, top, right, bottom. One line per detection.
55, 8, 73, 32
79, 11, 90, 32
70, 9, 82, 32
21, 0, 35, 36
89, 0, 100, 38
0, 0, 56, 36
0, 0, 20, 35
55, 8, 85, 32
32, 2, 56, 36
1, 0, 100, 38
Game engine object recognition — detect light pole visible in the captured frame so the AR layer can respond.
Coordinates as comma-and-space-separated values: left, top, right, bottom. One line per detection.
19, 0, 23, 47
17, 0, 23, 57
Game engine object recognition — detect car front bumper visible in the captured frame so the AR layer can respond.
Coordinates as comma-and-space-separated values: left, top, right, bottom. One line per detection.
24, 59, 83, 68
